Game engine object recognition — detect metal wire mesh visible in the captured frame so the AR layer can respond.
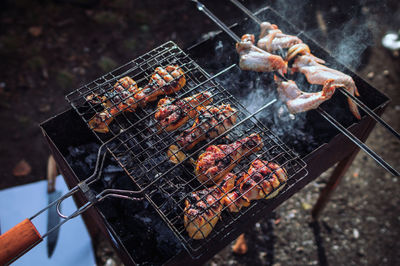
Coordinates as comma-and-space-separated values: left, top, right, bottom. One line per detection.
66, 41, 307, 258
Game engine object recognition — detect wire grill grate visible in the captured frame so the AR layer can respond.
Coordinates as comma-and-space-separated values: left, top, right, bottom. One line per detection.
66, 41, 307, 258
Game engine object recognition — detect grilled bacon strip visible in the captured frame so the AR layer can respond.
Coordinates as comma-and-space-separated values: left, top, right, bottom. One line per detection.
184, 173, 236, 240
177, 104, 238, 150
155, 91, 212, 132
195, 133, 263, 184
88, 65, 186, 133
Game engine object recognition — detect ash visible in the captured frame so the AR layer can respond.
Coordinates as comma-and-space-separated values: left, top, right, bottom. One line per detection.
66, 143, 183, 265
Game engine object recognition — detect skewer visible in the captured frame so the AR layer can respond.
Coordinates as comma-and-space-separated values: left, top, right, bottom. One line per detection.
191, 0, 399, 176
230, 0, 400, 141
318, 107, 399, 176
338, 88, 400, 140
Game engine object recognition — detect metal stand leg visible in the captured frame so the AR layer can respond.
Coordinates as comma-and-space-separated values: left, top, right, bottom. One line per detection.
311, 100, 385, 220
311, 150, 359, 220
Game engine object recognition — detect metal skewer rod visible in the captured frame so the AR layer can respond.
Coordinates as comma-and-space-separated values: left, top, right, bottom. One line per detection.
230, 0, 262, 24
338, 88, 400, 140
191, 0, 399, 176
317, 107, 399, 176
230, 0, 400, 141
191, 0, 241, 42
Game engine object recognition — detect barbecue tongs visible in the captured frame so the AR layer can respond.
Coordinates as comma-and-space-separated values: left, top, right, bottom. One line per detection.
191, 0, 400, 177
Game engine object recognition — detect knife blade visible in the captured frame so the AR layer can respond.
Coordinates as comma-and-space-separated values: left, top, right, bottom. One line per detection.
47, 155, 61, 258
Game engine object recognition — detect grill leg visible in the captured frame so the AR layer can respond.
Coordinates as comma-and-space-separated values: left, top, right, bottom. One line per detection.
311, 102, 386, 220
311, 151, 358, 220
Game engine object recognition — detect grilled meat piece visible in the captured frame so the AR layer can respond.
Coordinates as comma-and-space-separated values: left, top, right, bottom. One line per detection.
276, 78, 337, 114
255, 23, 360, 119
185, 159, 286, 239
177, 104, 238, 150
222, 159, 287, 212
236, 34, 287, 75
239, 159, 287, 201
88, 76, 140, 133
195, 133, 263, 184
184, 173, 236, 239
257, 22, 302, 55
86, 76, 138, 107
221, 189, 250, 213
292, 54, 361, 119
155, 91, 212, 132
134, 65, 186, 104
88, 65, 186, 133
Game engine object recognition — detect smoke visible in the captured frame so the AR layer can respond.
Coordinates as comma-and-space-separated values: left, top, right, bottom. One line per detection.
327, 17, 372, 70
268, 0, 374, 70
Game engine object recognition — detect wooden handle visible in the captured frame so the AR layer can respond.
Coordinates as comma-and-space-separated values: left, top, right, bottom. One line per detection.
0, 219, 42, 265
47, 155, 58, 193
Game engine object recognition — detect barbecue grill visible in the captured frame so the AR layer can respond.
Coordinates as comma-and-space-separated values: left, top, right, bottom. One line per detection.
1, 4, 392, 266
63, 39, 308, 258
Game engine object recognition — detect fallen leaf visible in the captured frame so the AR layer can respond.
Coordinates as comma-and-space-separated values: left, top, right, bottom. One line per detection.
39, 104, 51, 113
28, 26, 42, 37
302, 202, 312, 210
13, 159, 32, 176
232, 234, 247, 255
353, 168, 360, 178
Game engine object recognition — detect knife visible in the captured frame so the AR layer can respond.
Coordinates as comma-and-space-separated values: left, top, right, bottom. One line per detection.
47, 155, 61, 258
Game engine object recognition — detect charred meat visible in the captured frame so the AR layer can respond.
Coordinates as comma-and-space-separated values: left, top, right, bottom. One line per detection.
184, 173, 236, 239
88, 65, 186, 133
85, 76, 138, 107
155, 91, 213, 132
222, 159, 287, 212
195, 133, 263, 184
186, 159, 287, 239
134, 65, 186, 104
177, 104, 238, 150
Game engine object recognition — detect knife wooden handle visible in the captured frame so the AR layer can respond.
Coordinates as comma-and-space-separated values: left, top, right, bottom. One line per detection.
0, 219, 42, 265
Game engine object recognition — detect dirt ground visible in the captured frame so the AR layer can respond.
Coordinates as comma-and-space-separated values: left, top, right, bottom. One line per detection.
1, 0, 399, 265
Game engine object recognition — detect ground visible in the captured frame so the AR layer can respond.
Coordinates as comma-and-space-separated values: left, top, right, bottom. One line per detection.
0, 0, 399, 265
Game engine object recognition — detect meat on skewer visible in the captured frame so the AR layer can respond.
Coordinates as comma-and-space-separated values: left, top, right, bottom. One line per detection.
195, 133, 263, 184
236, 34, 287, 75
88, 65, 186, 133
251, 22, 361, 119
177, 104, 238, 150
257, 22, 303, 55
184, 173, 236, 239
155, 91, 213, 132
291, 53, 361, 119
276, 78, 337, 114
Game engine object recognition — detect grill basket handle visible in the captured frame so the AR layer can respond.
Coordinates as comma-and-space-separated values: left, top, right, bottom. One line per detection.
0, 218, 42, 265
